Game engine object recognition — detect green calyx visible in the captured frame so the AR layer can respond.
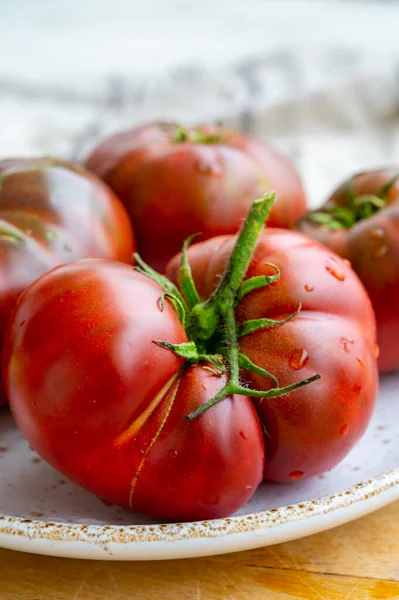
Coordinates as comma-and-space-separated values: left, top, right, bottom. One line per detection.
172, 124, 222, 145
0, 224, 24, 244
307, 173, 399, 231
135, 192, 321, 420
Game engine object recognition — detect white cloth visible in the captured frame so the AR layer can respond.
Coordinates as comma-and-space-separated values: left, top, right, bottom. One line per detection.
1, 0, 398, 208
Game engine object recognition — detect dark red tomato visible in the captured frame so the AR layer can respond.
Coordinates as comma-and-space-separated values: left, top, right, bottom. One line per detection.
3, 260, 264, 521
0, 158, 135, 406
295, 168, 399, 373
85, 122, 307, 271
167, 229, 378, 482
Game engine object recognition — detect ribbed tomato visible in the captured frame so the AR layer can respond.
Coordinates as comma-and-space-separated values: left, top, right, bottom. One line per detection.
296, 168, 399, 372
167, 228, 378, 482
85, 122, 307, 271
3, 260, 264, 521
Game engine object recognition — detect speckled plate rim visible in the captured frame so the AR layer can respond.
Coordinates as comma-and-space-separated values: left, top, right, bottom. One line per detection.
1, 467, 399, 560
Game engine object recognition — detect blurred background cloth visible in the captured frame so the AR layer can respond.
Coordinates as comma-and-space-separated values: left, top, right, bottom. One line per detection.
1, 0, 398, 206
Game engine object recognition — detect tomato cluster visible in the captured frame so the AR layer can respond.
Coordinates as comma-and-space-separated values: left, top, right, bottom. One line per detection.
0, 121, 389, 523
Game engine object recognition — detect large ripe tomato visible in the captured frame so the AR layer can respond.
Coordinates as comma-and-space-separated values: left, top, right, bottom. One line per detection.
167, 231, 377, 482
0, 158, 135, 405
3, 196, 377, 520
85, 122, 307, 271
3, 260, 264, 521
295, 168, 399, 373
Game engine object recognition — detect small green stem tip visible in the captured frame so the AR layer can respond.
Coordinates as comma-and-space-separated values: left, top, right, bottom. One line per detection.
187, 373, 322, 421
172, 124, 222, 145
0, 225, 24, 243
308, 172, 399, 231
177, 234, 201, 309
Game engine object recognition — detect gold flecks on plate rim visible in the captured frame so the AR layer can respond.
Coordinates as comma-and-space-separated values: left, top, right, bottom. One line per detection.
1, 468, 399, 546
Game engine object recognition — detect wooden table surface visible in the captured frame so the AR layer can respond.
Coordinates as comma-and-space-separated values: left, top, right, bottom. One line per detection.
1, 501, 399, 600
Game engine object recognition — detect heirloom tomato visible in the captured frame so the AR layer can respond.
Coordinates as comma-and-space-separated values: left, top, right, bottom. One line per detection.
296, 168, 399, 372
85, 122, 307, 271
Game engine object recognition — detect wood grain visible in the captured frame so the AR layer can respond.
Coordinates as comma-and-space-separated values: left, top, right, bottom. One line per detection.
1, 501, 399, 600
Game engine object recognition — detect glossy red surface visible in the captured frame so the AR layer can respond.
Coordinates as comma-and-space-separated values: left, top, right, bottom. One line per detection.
0, 158, 135, 404
86, 122, 307, 271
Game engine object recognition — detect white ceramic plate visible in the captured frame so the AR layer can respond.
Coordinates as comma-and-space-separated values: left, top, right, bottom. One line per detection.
0, 372, 398, 561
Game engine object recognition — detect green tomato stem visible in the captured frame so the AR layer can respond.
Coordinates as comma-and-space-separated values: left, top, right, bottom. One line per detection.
177, 234, 201, 309
135, 192, 321, 422
187, 371, 322, 421
187, 289, 320, 422
187, 192, 275, 342
172, 124, 222, 145
236, 265, 280, 303
236, 304, 301, 338
306, 172, 399, 232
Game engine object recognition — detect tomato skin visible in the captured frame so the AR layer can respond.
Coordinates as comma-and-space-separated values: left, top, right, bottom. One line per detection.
3, 259, 264, 520
0, 158, 135, 405
167, 229, 378, 482
126, 366, 264, 521
3, 261, 185, 470
85, 122, 307, 271
295, 169, 399, 373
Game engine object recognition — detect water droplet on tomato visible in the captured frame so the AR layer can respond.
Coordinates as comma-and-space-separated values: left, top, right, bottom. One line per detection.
196, 158, 222, 176
289, 349, 309, 370
353, 383, 362, 394
289, 470, 304, 481
304, 284, 314, 292
370, 228, 384, 240
239, 430, 248, 440
340, 424, 348, 436
168, 449, 178, 459
340, 337, 354, 353
373, 343, 380, 358
325, 257, 346, 281
374, 245, 388, 259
